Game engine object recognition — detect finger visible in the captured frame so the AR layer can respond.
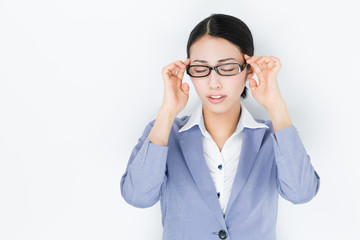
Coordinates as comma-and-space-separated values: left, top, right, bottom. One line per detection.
257, 56, 272, 64
169, 61, 186, 77
249, 62, 263, 76
162, 68, 174, 81
270, 56, 280, 63
257, 56, 274, 69
179, 58, 191, 72
165, 63, 180, 72
268, 56, 281, 73
184, 58, 191, 65
246, 56, 264, 73
177, 67, 187, 79
174, 60, 190, 78
170, 64, 180, 77
181, 82, 190, 95
255, 56, 272, 68
167, 60, 186, 74
180, 58, 192, 78
270, 56, 281, 67
162, 64, 179, 80
246, 72, 254, 79
174, 60, 188, 70
248, 78, 258, 92
255, 56, 268, 63
245, 55, 260, 64
256, 56, 278, 73
162, 58, 191, 80
177, 59, 191, 79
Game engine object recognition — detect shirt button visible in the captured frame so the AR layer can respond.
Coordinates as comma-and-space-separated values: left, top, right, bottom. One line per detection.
218, 164, 222, 170
218, 229, 227, 239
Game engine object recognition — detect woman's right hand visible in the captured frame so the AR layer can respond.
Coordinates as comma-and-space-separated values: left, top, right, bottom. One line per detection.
160, 58, 191, 115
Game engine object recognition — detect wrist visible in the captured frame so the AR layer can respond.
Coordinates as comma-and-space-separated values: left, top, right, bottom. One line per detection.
265, 98, 286, 113
158, 106, 178, 119
267, 101, 293, 132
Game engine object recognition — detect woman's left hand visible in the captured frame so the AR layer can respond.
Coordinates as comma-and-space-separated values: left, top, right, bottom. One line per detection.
244, 54, 285, 111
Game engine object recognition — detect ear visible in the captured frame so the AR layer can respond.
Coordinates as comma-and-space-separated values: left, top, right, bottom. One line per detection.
246, 63, 252, 73
245, 64, 254, 81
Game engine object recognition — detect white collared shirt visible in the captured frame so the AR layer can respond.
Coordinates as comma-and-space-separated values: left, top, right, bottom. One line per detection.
178, 101, 268, 216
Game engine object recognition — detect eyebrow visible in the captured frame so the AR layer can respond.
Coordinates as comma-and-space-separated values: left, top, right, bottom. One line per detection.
192, 57, 237, 63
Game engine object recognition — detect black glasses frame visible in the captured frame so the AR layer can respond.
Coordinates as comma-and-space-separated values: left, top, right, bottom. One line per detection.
186, 63, 250, 78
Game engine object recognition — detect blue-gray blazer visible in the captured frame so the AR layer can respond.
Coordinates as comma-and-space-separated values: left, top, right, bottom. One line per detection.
120, 116, 320, 240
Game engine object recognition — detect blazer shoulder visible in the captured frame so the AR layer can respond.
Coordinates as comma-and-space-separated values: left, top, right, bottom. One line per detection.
254, 118, 299, 136
145, 114, 191, 135
174, 114, 191, 131
254, 118, 275, 133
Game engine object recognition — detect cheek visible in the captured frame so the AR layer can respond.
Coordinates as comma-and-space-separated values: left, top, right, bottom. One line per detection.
192, 81, 207, 97
229, 76, 246, 88
227, 77, 246, 95
191, 74, 246, 97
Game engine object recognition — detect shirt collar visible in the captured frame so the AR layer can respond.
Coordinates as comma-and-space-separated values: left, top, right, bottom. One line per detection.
178, 101, 269, 134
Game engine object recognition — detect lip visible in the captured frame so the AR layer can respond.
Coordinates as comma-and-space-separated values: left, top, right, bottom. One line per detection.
207, 94, 226, 97
208, 95, 226, 104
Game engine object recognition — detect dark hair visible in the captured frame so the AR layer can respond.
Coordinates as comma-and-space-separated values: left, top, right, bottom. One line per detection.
186, 13, 254, 99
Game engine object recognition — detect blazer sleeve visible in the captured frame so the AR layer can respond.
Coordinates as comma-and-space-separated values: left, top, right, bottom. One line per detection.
120, 120, 169, 208
271, 125, 320, 204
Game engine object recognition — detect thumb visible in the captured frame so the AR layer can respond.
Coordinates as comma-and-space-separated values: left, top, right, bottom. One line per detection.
249, 78, 258, 92
182, 82, 189, 94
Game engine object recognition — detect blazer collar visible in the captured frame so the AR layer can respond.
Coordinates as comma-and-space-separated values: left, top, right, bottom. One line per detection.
178, 101, 268, 134
178, 102, 268, 226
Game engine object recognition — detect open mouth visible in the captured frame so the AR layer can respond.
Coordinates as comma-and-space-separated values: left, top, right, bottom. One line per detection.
208, 95, 226, 104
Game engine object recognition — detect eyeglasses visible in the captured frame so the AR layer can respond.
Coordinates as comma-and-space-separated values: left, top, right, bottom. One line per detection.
186, 63, 249, 78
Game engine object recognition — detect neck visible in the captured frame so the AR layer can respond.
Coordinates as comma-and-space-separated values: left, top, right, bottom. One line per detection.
202, 102, 242, 140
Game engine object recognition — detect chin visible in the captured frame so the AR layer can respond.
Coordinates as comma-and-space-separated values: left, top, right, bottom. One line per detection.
203, 101, 231, 114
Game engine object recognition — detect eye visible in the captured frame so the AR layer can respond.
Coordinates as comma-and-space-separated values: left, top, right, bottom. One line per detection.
220, 67, 235, 72
190, 66, 209, 74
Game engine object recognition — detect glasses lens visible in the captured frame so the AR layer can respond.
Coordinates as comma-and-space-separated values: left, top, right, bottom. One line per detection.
188, 66, 210, 77
217, 63, 240, 76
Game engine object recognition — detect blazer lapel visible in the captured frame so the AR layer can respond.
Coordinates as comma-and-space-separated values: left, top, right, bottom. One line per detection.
179, 125, 226, 227
224, 127, 267, 217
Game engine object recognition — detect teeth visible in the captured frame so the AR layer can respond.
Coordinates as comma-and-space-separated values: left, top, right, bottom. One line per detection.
210, 95, 223, 99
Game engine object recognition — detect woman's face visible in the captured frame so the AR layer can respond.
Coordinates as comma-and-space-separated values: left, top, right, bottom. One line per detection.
189, 35, 249, 116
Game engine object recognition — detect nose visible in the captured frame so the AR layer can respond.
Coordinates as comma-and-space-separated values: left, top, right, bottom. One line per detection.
208, 68, 222, 89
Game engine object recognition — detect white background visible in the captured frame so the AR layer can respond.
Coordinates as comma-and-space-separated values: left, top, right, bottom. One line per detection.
1, 0, 359, 239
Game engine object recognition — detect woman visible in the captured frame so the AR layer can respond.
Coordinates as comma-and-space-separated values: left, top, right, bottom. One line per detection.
121, 13, 320, 240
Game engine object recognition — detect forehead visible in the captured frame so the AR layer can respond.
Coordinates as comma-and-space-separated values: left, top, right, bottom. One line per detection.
189, 35, 243, 64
